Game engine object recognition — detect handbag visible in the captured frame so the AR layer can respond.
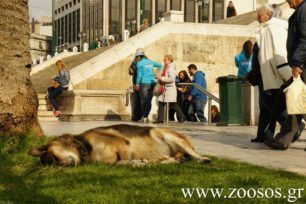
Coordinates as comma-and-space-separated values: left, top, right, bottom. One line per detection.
153, 83, 163, 96
284, 76, 306, 115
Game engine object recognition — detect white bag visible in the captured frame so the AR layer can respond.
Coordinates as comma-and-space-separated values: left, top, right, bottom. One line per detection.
284, 76, 306, 115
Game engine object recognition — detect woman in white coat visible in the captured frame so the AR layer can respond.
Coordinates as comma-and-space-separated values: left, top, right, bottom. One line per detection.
154, 55, 186, 123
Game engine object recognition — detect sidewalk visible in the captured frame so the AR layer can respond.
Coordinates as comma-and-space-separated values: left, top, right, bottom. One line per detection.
40, 121, 306, 176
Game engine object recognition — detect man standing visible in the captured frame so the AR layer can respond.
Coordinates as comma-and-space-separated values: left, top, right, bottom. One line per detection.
265, 0, 306, 150
187, 64, 208, 122
129, 49, 144, 122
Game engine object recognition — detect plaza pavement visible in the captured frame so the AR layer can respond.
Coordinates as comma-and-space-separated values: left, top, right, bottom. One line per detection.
40, 121, 306, 176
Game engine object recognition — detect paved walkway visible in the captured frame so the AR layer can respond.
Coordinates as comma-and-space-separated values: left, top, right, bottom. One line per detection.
41, 121, 306, 176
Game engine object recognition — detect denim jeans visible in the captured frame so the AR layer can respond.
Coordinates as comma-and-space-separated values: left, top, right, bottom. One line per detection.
188, 98, 207, 122
139, 83, 155, 118
48, 86, 67, 111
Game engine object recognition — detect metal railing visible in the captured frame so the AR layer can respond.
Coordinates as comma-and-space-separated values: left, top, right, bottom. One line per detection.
176, 83, 220, 125
126, 83, 220, 125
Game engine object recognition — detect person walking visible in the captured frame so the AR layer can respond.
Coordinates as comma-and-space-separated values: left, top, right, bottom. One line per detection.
187, 64, 208, 122
154, 55, 186, 123
265, 0, 306, 150
47, 60, 70, 117
235, 40, 253, 78
250, 5, 291, 142
129, 49, 144, 122
226, 1, 237, 18
136, 51, 163, 122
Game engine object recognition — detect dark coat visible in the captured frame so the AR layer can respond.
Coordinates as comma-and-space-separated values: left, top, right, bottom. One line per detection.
287, 0, 306, 68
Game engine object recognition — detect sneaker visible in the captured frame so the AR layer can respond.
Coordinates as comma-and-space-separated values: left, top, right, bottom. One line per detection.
137, 117, 144, 123
54, 110, 61, 117
144, 117, 149, 123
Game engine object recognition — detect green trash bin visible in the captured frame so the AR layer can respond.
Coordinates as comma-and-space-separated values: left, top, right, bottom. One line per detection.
217, 75, 244, 126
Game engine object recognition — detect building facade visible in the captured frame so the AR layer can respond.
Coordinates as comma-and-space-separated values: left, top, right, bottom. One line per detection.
52, 0, 281, 52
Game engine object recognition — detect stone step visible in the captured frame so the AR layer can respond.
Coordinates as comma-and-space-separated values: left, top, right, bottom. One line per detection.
38, 110, 54, 117
38, 116, 59, 122
38, 105, 48, 111
37, 93, 47, 99
39, 99, 47, 105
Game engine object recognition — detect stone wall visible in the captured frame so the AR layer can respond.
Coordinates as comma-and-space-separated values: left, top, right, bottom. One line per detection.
74, 34, 254, 93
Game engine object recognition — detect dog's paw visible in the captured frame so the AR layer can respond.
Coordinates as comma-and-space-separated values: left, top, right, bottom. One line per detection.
197, 157, 211, 164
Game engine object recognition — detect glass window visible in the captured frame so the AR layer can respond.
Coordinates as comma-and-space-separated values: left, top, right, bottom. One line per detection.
141, 0, 151, 25
213, 0, 224, 21
62, 6, 64, 11
198, 2, 209, 23
69, 2, 72, 7
65, 4, 68, 9
73, 0, 76, 5
109, 0, 122, 36
185, 0, 195, 22
170, 0, 181, 11
55, 10, 57, 15
126, 0, 137, 36
156, 0, 166, 22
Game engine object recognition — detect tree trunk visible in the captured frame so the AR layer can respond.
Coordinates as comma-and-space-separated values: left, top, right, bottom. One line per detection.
0, 0, 43, 136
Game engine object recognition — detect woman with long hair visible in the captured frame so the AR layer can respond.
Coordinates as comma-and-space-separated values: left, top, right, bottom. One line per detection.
235, 40, 253, 78
227, 1, 237, 18
47, 60, 70, 117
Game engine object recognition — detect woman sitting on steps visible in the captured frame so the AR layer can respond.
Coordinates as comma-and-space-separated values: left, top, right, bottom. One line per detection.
47, 60, 70, 117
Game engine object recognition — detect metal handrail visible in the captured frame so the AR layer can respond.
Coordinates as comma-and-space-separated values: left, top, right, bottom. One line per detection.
177, 83, 220, 124
178, 83, 220, 103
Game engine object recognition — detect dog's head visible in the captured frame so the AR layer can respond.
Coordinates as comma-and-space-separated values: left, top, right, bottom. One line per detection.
29, 134, 82, 166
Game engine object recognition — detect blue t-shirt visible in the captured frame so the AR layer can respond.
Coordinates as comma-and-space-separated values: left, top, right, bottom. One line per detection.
235, 52, 252, 78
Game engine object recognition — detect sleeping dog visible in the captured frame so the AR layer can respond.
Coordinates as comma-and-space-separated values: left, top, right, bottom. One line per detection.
29, 124, 210, 166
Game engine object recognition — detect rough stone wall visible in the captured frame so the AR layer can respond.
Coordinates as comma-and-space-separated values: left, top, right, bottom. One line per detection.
74, 34, 254, 93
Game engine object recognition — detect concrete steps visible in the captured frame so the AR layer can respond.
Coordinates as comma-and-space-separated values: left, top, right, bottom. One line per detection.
37, 93, 58, 122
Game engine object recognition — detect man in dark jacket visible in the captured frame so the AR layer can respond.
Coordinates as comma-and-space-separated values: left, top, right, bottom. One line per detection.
129, 50, 144, 122
265, 0, 306, 150
187, 64, 208, 122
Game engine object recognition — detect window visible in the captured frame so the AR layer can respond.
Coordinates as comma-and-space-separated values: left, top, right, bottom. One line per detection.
156, 0, 166, 22
141, 0, 151, 24
126, 0, 137, 36
65, 4, 68, 9
170, 0, 181, 11
109, 0, 122, 35
62, 6, 64, 11
58, 9, 61, 14
55, 10, 57, 15
185, 0, 195, 22
198, 3, 209, 23
213, 0, 224, 21
69, 2, 72, 7
73, 0, 76, 5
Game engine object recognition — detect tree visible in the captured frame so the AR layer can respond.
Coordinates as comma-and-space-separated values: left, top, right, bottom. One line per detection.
0, 0, 43, 136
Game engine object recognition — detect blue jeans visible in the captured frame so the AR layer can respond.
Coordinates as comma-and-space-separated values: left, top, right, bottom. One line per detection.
139, 84, 155, 118
188, 98, 207, 122
48, 86, 67, 111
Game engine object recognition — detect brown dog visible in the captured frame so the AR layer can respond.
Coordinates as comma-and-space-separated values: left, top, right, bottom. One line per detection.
29, 124, 210, 166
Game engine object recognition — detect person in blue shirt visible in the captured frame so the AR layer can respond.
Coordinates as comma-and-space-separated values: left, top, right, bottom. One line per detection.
187, 64, 208, 122
135, 51, 163, 122
235, 40, 253, 78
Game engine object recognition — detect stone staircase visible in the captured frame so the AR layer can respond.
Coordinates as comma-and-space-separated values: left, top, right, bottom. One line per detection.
37, 93, 58, 122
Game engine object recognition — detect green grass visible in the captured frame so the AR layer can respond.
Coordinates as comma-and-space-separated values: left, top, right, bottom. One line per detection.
0, 135, 305, 204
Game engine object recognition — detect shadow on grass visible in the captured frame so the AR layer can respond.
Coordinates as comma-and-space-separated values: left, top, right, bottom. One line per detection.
0, 135, 57, 203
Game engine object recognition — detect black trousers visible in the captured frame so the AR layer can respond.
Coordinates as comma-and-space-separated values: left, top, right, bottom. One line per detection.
157, 102, 186, 122
273, 70, 306, 145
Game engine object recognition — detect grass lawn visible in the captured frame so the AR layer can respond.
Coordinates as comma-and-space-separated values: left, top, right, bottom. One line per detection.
0, 135, 305, 204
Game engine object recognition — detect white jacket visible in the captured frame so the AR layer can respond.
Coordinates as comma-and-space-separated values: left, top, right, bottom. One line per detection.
258, 17, 292, 91
158, 63, 177, 103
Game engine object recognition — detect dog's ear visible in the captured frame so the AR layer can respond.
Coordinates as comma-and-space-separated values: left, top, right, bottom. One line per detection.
28, 145, 48, 157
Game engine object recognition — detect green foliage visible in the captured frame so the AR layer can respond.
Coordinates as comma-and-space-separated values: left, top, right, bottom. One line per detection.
0, 136, 305, 203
